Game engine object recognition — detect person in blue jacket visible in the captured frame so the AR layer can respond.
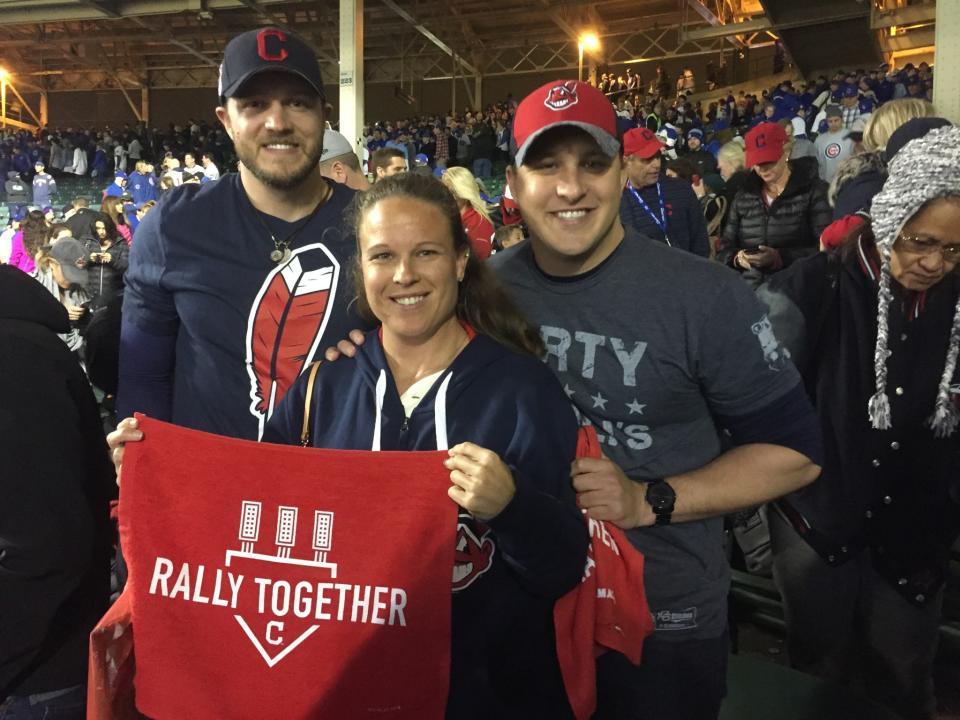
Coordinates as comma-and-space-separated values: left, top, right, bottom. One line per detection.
110, 172, 589, 719
126, 162, 147, 204
127, 161, 158, 204
103, 171, 127, 199
265, 172, 589, 719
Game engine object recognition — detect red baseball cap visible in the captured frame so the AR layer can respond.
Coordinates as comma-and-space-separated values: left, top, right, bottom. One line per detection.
623, 128, 665, 159
513, 80, 619, 166
744, 122, 788, 168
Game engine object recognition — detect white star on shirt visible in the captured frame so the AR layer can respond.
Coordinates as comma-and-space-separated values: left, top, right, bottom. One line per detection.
591, 392, 608, 410
564, 384, 575, 398
626, 399, 646, 415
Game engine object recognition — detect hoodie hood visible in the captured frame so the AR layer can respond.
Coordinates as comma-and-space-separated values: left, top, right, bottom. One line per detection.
828, 149, 886, 208
0, 265, 70, 333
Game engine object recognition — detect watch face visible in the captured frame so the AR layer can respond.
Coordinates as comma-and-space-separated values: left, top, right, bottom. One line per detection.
646, 481, 676, 511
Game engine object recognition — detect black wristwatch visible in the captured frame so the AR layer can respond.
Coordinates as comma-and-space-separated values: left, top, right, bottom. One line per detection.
645, 479, 676, 526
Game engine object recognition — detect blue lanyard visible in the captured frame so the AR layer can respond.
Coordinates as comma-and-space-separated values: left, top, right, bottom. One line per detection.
628, 180, 670, 244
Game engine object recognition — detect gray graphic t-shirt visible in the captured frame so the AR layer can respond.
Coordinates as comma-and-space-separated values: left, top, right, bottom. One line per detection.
491, 231, 800, 641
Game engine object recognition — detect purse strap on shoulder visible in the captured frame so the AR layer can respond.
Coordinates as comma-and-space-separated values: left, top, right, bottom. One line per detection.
300, 361, 323, 447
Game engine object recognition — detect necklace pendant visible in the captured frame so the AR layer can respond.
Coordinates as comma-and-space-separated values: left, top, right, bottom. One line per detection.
271, 247, 293, 264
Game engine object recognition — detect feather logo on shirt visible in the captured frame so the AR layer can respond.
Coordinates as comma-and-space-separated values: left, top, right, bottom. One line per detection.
245, 244, 341, 438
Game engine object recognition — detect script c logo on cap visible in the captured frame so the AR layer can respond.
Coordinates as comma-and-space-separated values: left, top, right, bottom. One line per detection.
544, 81, 579, 111
755, 134, 767, 148
257, 28, 289, 62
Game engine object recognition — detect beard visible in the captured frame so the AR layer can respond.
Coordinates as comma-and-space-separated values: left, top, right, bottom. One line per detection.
235, 134, 323, 190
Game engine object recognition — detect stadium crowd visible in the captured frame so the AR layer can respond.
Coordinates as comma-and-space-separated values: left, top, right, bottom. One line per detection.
1, 21, 957, 720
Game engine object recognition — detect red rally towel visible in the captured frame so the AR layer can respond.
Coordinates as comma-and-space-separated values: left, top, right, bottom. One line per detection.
554, 427, 655, 720
88, 589, 140, 720
95, 415, 456, 720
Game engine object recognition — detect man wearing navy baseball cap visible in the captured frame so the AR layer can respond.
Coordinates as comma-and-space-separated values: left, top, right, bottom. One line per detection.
489, 79, 823, 719
838, 83, 863, 130
117, 27, 364, 442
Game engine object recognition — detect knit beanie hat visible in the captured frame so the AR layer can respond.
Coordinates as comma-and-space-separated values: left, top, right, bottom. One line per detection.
867, 124, 960, 437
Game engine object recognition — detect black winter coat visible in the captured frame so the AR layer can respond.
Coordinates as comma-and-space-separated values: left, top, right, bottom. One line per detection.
717, 161, 831, 279
470, 124, 496, 161
681, 148, 718, 178
0, 266, 115, 697
82, 235, 128, 306
65, 207, 102, 243
758, 248, 960, 605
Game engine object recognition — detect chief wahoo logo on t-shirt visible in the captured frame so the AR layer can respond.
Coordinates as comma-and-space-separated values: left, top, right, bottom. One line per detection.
245, 244, 341, 438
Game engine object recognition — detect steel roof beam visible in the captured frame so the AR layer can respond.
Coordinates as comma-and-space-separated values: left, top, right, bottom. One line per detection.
379, 0, 479, 76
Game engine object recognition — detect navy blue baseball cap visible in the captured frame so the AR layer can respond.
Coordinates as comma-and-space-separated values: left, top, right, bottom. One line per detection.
218, 27, 325, 103
840, 84, 859, 99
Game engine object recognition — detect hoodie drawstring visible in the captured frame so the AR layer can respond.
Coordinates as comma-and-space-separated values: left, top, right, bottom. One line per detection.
433, 373, 452, 451
371, 370, 387, 451
370, 369, 453, 451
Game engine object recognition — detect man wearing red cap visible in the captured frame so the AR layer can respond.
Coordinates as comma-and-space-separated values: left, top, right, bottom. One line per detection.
489, 80, 824, 719
620, 127, 710, 257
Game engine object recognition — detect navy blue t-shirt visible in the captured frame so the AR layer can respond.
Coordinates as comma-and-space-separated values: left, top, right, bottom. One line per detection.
120, 174, 363, 440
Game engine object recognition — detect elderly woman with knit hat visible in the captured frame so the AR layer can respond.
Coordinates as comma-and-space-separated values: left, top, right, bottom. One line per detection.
759, 124, 960, 720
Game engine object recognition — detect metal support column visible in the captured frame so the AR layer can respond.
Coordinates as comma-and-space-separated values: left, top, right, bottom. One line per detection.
934, 1, 960, 124
40, 92, 48, 128
141, 86, 150, 126
339, 0, 364, 169
474, 74, 482, 111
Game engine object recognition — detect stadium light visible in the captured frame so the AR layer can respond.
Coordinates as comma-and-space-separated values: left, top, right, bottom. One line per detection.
577, 33, 601, 83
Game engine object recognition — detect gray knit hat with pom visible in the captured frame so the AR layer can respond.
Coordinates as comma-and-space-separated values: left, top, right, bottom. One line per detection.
868, 123, 960, 438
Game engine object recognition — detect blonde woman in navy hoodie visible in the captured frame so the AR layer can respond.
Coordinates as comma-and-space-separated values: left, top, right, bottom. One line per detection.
263, 172, 588, 719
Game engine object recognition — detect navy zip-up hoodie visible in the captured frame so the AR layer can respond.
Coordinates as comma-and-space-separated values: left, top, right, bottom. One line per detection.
264, 330, 588, 720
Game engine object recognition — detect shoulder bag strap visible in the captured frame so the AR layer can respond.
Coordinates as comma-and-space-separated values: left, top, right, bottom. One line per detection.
300, 361, 323, 447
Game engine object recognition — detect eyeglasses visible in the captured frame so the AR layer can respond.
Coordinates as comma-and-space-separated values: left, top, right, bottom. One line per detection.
896, 234, 960, 261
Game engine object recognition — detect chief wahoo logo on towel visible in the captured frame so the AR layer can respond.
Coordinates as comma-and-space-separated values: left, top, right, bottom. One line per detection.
245, 244, 341, 438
